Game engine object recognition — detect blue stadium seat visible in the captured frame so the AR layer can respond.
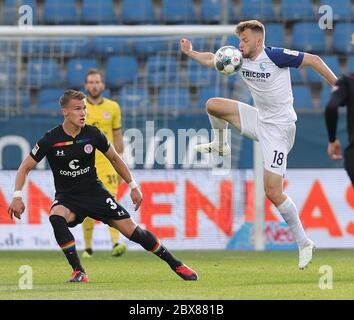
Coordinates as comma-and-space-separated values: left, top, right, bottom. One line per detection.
81, 0, 117, 25
292, 85, 314, 109
240, 0, 276, 21
132, 37, 170, 56
333, 23, 354, 54
321, 55, 342, 77
290, 68, 304, 84
319, 0, 353, 21
280, 0, 314, 20
91, 37, 132, 56
161, 0, 197, 24
118, 86, 150, 108
200, 0, 235, 24
0, 89, 31, 108
266, 24, 287, 47
105, 56, 138, 87
43, 0, 77, 24
53, 38, 92, 57
27, 59, 62, 87
292, 22, 327, 52
347, 56, 354, 73
214, 35, 240, 51
197, 86, 224, 109
2, 0, 37, 25
158, 88, 191, 109
0, 58, 17, 84
146, 56, 179, 85
306, 69, 322, 83
22, 38, 91, 57
307, 56, 341, 83
319, 86, 333, 109
121, 0, 156, 24
66, 58, 99, 88
21, 40, 51, 55
37, 88, 63, 110
187, 59, 215, 86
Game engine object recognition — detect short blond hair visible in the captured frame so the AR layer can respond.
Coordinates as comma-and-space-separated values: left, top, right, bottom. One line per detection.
235, 20, 265, 38
59, 89, 85, 108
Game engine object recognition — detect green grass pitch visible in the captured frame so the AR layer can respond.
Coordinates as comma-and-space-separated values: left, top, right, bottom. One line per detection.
0, 250, 353, 300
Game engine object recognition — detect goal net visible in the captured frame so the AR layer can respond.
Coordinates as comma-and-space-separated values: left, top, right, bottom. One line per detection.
0, 25, 265, 251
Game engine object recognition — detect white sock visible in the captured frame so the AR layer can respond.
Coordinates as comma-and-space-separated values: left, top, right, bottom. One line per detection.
277, 196, 309, 248
208, 114, 228, 146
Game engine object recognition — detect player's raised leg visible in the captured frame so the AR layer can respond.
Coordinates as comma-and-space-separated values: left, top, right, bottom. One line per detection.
264, 170, 315, 269
109, 218, 198, 281
49, 205, 88, 282
195, 97, 242, 156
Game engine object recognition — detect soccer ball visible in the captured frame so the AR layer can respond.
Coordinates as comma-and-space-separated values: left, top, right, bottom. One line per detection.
214, 46, 243, 76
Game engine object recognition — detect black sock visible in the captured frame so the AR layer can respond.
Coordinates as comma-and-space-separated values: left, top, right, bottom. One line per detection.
130, 226, 182, 269
49, 215, 84, 273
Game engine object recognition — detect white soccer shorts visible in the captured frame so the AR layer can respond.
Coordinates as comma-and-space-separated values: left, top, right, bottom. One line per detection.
238, 101, 296, 176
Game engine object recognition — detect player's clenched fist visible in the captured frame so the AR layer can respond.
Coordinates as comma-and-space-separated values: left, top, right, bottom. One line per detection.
180, 38, 193, 55
131, 188, 143, 211
8, 198, 25, 220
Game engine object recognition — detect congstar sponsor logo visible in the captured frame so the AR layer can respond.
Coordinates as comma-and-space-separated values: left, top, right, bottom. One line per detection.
59, 159, 90, 177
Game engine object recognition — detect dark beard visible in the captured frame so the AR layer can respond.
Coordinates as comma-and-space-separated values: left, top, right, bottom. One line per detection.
89, 92, 102, 99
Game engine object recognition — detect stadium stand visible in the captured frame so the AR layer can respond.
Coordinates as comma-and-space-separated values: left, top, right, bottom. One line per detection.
26, 58, 62, 88
292, 22, 327, 52
161, 0, 198, 24
80, 0, 117, 25
292, 85, 314, 109
121, 0, 156, 24
158, 88, 191, 109
2, 0, 37, 25
105, 56, 139, 87
0, 0, 353, 114
66, 58, 99, 88
118, 86, 151, 109
240, 0, 276, 21
318, 0, 353, 21
280, 0, 315, 21
333, 23, 354, 54
43, 0, 78, 25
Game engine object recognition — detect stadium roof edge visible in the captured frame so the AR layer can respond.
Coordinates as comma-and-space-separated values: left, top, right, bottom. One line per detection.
0, 25, 236, 37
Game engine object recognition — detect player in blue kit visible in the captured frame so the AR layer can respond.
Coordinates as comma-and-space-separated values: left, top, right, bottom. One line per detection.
181, 20, 338, 269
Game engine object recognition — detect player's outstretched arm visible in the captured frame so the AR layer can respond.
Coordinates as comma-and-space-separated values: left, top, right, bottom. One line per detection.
8, 155, 38, 220
324, 77, 348, 160
104, 145, 142, 210
301, 53, 337, 86
180, 38, 215, 68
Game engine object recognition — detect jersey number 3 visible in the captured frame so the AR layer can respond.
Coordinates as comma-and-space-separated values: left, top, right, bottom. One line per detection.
106, 197, 118, 210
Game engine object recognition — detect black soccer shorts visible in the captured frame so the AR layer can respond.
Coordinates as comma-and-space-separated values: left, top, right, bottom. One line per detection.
51, 184, 130, 227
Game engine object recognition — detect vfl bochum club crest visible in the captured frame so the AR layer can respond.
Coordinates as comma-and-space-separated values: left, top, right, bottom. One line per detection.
84, 144, 93, 154
259, 62, 267, 71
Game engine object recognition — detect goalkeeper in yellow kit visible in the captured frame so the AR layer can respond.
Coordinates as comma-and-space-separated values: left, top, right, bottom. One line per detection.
81, 69, 127, 258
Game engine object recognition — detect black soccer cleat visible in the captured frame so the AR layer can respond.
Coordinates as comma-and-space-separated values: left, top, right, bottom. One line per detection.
68, 270, 89, 283
173, 264, 198, 281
